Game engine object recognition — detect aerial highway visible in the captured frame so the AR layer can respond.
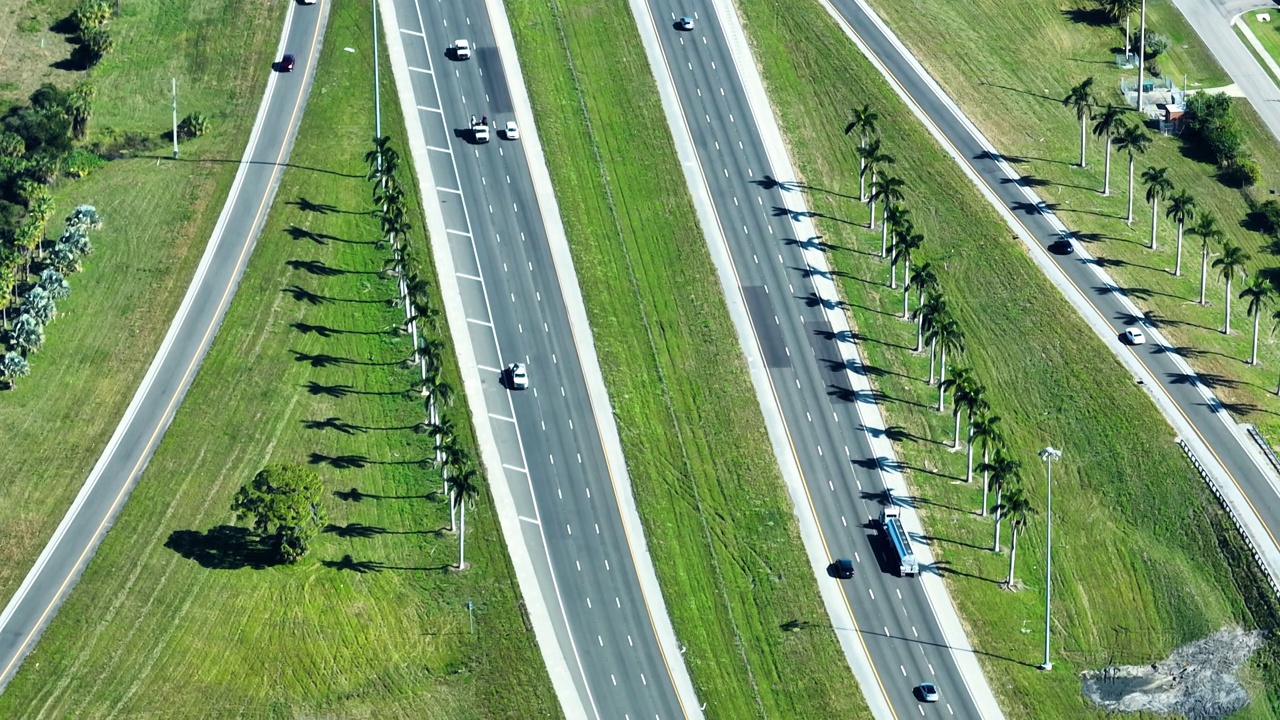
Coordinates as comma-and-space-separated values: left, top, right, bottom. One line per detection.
818, 0, 1280, 585
634, 1, 1004, 716
0, 0, 329, 692
381, 0, 701, 717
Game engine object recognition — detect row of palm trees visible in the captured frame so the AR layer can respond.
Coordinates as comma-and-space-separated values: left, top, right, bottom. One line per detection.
1, 204, 102, 389
364, 135, 480, 570
848, 105, 1040, 588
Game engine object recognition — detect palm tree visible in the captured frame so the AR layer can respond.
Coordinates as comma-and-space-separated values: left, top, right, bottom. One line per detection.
67, 81, 95, 140
1141, 166, 1173, 249
21, 287, 55, 326
990, 457, 1022, 550
873, 176, 906, 241
884, 204, 910, 261
1191, 213, 1223, 306
920, 296, 950, 379
1002, 488, 1035, 588
364, 135, 399, 185
1115, 123, 1151, 225
9, 314, 44, 355
972, 417, 1005, 513
861, 140, 895, 227
1166, 191, 1197, 277
963, 391, 989, 478
845, 105, 880, 201
1063, 77, 1096, 168
907, 261, 938, 322
896, 230, 924, 311
449, 462, 482, 569
934, 316, 965, 411
1213, 242, 1251, 334
1241, 274, 1273, 365
890, 224, 921, 290
1092, 106, 1126, 195
940, 366, 975, 441
0, 351, 29, 389
37, 268, 70, 300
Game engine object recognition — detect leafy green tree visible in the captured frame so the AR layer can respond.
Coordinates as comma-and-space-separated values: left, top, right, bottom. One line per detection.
844, 104, 880, 201
1240, 274, 1273, 365
231, 464, 327, 563
1063, 77, 1095, 168
0, 132, 24, 158
0, 351, 29, 389
9, 314, 44, 355
1185, 92, 1243, 166
1141, 166, 1173, 249
1115, 122, 1151, 225
1166, 191, 1197, 277
1002, 488, 1035, 587
1213, 242, 1251, 334
76, 26, 114, 68
72, 0, 113, 32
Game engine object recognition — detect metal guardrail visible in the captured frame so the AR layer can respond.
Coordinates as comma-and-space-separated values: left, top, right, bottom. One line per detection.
1177, 438, 1280, 600
1243, 424, 1280, 480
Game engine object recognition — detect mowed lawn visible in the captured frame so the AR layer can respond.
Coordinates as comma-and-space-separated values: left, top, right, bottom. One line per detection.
0, 0, 284, 605
504, 0, 872, 718
737, 0, 1280, 716
1242, 12, 1280, 84
0, 2, 559, 718
861, 0, 1280, 442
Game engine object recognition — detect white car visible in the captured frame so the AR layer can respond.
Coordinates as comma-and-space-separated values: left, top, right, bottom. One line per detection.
473, 121, 490, 143
505, 120, 520, 140
506, 363, 529, 390
301, 0, 317, 5
676, 16, 695, 30
452, 39, 472, 60
1123, 328, 1146, 345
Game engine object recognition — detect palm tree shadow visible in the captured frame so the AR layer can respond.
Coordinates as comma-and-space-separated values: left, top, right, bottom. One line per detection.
293, 322, 389, 338
144, 155, 364, 178
323, 554, 448, 573
284, 225, 375, 245
287, 197, 371, 216
798, 293, 848, 311
333, 486, 435, 502
292, 350, 406, 368
302, 381, 415, 399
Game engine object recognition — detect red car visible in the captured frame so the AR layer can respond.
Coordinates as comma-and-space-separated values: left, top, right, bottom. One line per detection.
280, 53, 296, 72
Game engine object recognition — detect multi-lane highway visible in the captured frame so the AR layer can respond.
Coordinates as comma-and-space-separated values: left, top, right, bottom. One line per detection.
381, 0, 700, 717
634, 1, 1001, 716
0, 0, 329, 692
818, 0, 1280, 585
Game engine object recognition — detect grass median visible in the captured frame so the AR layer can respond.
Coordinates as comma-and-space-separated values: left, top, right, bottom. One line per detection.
859, 0, 1280, 445
0, 0, 285, 605
733, 0, 1280, 715
503, 0, 872, 717
0, 2, 559, 717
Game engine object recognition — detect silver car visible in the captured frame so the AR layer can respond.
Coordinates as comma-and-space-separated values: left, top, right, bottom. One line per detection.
506, 362, 529, 390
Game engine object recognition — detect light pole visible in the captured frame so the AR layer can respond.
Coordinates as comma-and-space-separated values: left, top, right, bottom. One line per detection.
1037, 446, 1061, 672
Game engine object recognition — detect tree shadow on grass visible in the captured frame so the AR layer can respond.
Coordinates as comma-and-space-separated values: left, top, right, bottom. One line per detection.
879, 424, 949, 448
165, 526, 279, 570
303, 416, 426, 434
334, 487, 435, 502
323, 522, 443, 538
929, 560, 1006, 587
828, 383, 932, 410
144, 155, 363, 178
292, 322, 389, 338
302, 381, 415, 399
322, 554, 448, 573
914, 533, 989, 552
282, 285, 396, 305
311, 452, 433, 469
284, 225, 376, 246
292, 351, 407, 368
1203, 397, 1280, 419
287, 197, 371, 216
1060, 5, 1115, 27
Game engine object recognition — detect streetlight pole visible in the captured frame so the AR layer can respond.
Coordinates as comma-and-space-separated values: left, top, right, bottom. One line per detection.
1037, 446, 1061, 672
171, 78, 179, 159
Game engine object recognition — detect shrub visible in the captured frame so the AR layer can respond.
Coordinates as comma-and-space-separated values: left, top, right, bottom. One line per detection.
71, 0, 111, 33
1144, 33, 1170, 58
1251, 199, 1280, 236
1185, 92, 1244, 166
63, 148, 104, 178
177, 112, 209, 140
1146, 60, 1161, 78
1220, 157, 1262, 188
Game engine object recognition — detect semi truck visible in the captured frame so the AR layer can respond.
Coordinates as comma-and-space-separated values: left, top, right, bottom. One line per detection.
879, 505, 919, 577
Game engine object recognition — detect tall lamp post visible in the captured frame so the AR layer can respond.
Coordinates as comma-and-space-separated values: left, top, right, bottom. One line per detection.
1037, 446, 1062, 672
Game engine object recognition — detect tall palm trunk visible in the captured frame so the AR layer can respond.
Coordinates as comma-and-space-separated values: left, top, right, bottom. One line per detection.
1175, 221, 1185, 276
880, 208, 890, 257
1224, 280, 1233, 334
952, 407, 962, 448
980, 446, 991, 515
1102, 136, 1113, 195
928, 340, 937, 383
902, 258, 912, 319
965, 424, 976, 481
916, 315, 925, 352
448, 488, 457, 532
868, 171, 879, 229
858, 137, 867, 201
1150, 199, 1159, 249
1199, 244, 1209, 305
1252, 311, 1261, 365
993, 486, 1004, 550
890, 257, 898, 289
458, 495, 467, 568
1078, 115, 1088, 168
1005, 525, 1020, 586
1126, 154, 1136, 224
937, 349, 948, 411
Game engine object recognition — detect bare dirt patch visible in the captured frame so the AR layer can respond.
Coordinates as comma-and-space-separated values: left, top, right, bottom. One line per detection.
1082, 627, 1268, 719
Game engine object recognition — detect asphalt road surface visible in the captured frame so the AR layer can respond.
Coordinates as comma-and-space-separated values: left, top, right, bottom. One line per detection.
644, 3, 992, 717
0, 1, 328, 693
386, 0, 691, 716
822, 0, 1280, 579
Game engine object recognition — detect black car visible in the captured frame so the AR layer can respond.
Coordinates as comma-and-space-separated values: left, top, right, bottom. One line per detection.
1049, 239, 1074, 255
280, 53, 296, 72
831, 558, 856, 579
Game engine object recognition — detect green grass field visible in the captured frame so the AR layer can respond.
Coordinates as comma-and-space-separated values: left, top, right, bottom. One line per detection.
736, 0, 1280, 716
859, 0, 1280, 444
503, 0, 872, 717
1242, 12, 1280, 85
0, 0, 285, 607
0, 2, 559, 717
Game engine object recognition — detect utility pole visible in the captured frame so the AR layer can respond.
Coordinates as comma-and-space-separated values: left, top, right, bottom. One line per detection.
1037, 446, 1062, 672
373, 0, 382, 142
1136, 0, 1147, 113
171, 78, 179, 159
